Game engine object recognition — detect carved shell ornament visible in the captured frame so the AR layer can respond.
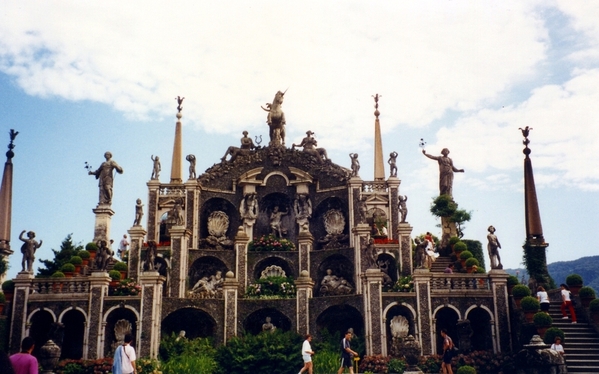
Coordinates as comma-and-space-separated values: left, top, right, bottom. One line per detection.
208, 211, 230, 237
323, 209, 345, 235
260, 265, 287, 279
114, 319, 132, 344
390, 315, 409, 338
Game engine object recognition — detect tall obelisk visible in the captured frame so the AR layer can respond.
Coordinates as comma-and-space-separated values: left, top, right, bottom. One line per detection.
373, 94, 385, 181
170, 96, 185, 184
0, 129, 18, 256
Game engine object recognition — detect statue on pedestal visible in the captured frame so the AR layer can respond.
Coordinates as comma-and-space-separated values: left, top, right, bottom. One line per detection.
19, 230, 42, 272
186, 154, 196, 179
294, 194, 312, 232
398, 195, 408, 223
262, 316, 277, 333
349, 153, 360, 177
88, 151, 123, 206
150, 155, 160, 180
487, 225, 503, 269
95, 240, 112, 271
388, 151, 398, 177
291, 130, 328, 163
422, 148, 464, 197
133, 199, 144, 226
261, 90, 287, 147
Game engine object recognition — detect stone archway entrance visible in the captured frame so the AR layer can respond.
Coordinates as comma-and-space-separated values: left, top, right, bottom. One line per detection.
161, 307, 216, 339
60, 309, 86, 359
434, 307, 459, 354
243, 308, 292, 335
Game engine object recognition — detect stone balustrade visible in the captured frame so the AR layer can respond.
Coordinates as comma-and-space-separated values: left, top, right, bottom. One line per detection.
30, 277, 92, 295
430, 273, 491, 291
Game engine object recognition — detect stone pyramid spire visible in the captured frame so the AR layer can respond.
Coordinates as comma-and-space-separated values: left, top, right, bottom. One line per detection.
521, 127, 546, 246
373, 94, 385, 181
170, 96, 184, 184
0, 129, 18, 255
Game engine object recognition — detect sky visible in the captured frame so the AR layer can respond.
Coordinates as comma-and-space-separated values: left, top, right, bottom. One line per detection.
0, 1, 598, 280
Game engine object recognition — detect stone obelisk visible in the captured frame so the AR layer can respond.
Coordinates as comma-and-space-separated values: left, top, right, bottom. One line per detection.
373, 94, 385, 181
170, 96, 184, 184
0, 129, 18, 256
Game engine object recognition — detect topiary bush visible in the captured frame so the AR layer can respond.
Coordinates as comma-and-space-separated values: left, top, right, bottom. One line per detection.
512, 284, 531, 298
579, 286, 596, 298
520, 296, 540, 312
454, 242, 468, 253
109, 270, 121, 281
465, 258, 479, 267
457, 365, 476, 374
566, 274, 583, 286
85, 242, 98, 252
459, 250, 473, 260
77, 250, 91, 259
462, 239, 485, 270
51, 271, 65, 278
507, 276, 519, 286
543, 327, 565, 344
533, 312, 552, 327
2, 280, 15, 292
113, 262, 128, 271
69, 256, 83, 265
61, 263, 76, 272
590, 298, 599, 313
449, 236, 461, 246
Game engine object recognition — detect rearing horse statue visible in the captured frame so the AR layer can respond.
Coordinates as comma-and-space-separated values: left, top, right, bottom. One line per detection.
261, 90, 287, 146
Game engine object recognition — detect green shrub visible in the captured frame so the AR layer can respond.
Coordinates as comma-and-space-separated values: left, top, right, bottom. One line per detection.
512, 284, 531, 298
51, 271, 65, 278
113, 262, 128, 271
454, 242, 468, 252
313, 349, 341, 374
566, 274, 583, 286
109, 270, 121, 281
2, 280, 15, 292
459, 250, 473, 260
162, 354, 217, 374
69, 256, 83, 265
0, 292, 5, 303
579, 286, 596, 298
465, 258, 479, 267
61, 263, 76, 272
590, 298, 599, 313
248, 234, 296, 251
533, 312, 552, 327
388, 357, 407, 373
359, 355, 390, 374
77, 250, 91, 259
543, 327, 565, 344
85, 242, 98, 252
462, 239, 485, 270
521, 296, 540, 312
136, 358, 161, 374
245, 276, 296, 299
457, 366, 476, 374
507, 276, 519, 286
449, 236, 461, 245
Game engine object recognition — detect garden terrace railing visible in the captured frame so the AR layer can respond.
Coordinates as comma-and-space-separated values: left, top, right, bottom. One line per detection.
362, 181, 388, 192
30, 277, 91, 295
430, 273, 491, 292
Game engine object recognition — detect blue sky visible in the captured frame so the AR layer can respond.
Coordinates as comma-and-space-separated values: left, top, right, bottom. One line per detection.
1, 1, 598, 280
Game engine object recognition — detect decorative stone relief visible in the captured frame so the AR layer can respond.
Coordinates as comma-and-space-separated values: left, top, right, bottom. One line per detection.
189, 270, 224, 299
390, 315, 409, 338
260, 265, 286, 279
319, 209, 348, 249
200, 211, 234, 250
320, 269, 353, 296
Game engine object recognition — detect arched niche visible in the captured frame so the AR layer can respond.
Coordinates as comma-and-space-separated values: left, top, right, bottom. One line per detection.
162, 307, 217, 339
385, 304, 416, 355
60, 309, 86, 359
313, 197, 349, 250
243, 308, 292, 335
434, 307, 460, 354
316, 254, 355, 297
188, 256, 228, 290
315, 305, 364, 344
253, 257, 295, 281
199, 197, 239, 243
255, 192, 294, 239
376, 252, 398, 289
466, 307, 493, 351
29, 309, 55, 358
103, 307, 138, 357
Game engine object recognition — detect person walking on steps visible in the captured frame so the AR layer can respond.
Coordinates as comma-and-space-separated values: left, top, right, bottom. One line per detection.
560, 284, 577, 323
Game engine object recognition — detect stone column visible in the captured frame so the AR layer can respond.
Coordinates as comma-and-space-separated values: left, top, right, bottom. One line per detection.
9, 272, 33, 352
146, 180, 161, 241
139, 272, 165, 358
92, 206, 115, 243
362, 268, 384, 355
127, 226, 147, 281
234, 227, 250, 292
348, 177, 363, 247
489, 269, 511, 353
87, 272, 110, 359
184, 179, 198, 248
168, 226, 190, 298
412, 269, 433, 355
222, 271, 239, 344
352, 224, 370, 294
397, 223, 413, 276
297, 231, 313, 278
295, 270, 314, 336
387, 177, 400, 241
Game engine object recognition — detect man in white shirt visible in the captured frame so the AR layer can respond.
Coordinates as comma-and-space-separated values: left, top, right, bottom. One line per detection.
118, 235, 129, 259
113, 333, 136, 374
299, 334, 314, 374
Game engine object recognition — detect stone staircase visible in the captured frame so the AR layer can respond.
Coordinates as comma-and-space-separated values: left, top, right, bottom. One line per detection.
430, 256, 453, 273
549, 303, 599, 373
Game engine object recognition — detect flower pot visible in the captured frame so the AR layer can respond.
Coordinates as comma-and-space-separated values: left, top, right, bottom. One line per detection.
64, 271, 73, 278
120, 271, 127, 280
514, 297, 523, 308
524, 311, 535, 323
110, 280, 119, 288
536, 326, 549, 338
581, 296, 594, 308
82, 259, 89, 267
467, 266, 474, 273
75, 265, 82, 274
89, 251, 97, 260
569, 285, 582, 296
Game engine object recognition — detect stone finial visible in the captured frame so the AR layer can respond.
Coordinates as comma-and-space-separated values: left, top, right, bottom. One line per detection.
226, 271, 235, 278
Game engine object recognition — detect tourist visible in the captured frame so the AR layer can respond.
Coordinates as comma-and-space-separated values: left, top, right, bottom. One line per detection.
440, 329, 454, 374
118, 234, 129, 259
298, 334, 314, 374
9, 337, 37, 374
537, 286, 550, 314
112, 333, 136, 374
551, 336, 565, 356
337, 331, 358, 374
560, 284, 577, 323
444, 264, 454, 274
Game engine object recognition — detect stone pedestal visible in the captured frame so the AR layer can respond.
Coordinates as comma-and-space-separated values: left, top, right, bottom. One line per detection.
352, 223, 370, 294
87, 272, 110, 359
234, 227, 250, 291
128, 226, 147, 281
184, 179, 199, 248
297, 231, 313, 278
295, 270, 314, 335
139, 271, 166, 358
222, 271, 239, 344
92, 206, 115, 243
9, 272, 34, 352
387, 177, 400, 242
146, 180, 161, 241
412, 269, 432, 354
489, 269, 511, 352
348, 177, 363, 247
362, 268, 384, 355
397, 223, 413, 276
169, 226, 190, 298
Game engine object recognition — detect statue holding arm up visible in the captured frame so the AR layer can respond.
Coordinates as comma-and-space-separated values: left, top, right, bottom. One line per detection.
19, 230, 42, 272
88, 151, 123, 206
422, 148, 464, 197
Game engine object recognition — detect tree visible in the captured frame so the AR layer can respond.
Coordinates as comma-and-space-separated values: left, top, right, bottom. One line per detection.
430, 195, 471, 238
37, 234, 83, 277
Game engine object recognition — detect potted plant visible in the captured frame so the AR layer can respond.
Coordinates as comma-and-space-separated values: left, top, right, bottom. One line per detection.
507, 275, 519, 295
453, 241, 467, 256
533, 311, 552, 337
69, 256, 83, 274
86, 242, 98, 260
60, 263, 75, 278
113, 262, 128, 279
456, 366, 476, 374
512, 284, 531, 308
459, 250, 472, 268
589, 298, 599, 324
51, 271, 65, 292
78, 250, 91, 266
543, 327, 565, 345
109, 270, 121, 287
578, 286, 596, 308
566, 274, 583, 296
0, 292, 5, 315
521, 296, 540, 322
2, 280, 15, 302
465, 257, 479, 273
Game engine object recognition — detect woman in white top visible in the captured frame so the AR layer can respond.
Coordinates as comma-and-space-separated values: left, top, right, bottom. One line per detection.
536, 286, 550, 313
299, 334, 315, 374
560, 284, 577, 323
551, 337, 565, 356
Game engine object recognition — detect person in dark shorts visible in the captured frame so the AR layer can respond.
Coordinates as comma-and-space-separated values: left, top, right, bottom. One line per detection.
337, 331, 358, 374
441, 329, 454, 374
537, 286, 550, 313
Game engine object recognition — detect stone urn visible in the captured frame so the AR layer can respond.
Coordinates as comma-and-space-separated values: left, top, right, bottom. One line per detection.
39, 339, 61, 374
402, 335, 423, 373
